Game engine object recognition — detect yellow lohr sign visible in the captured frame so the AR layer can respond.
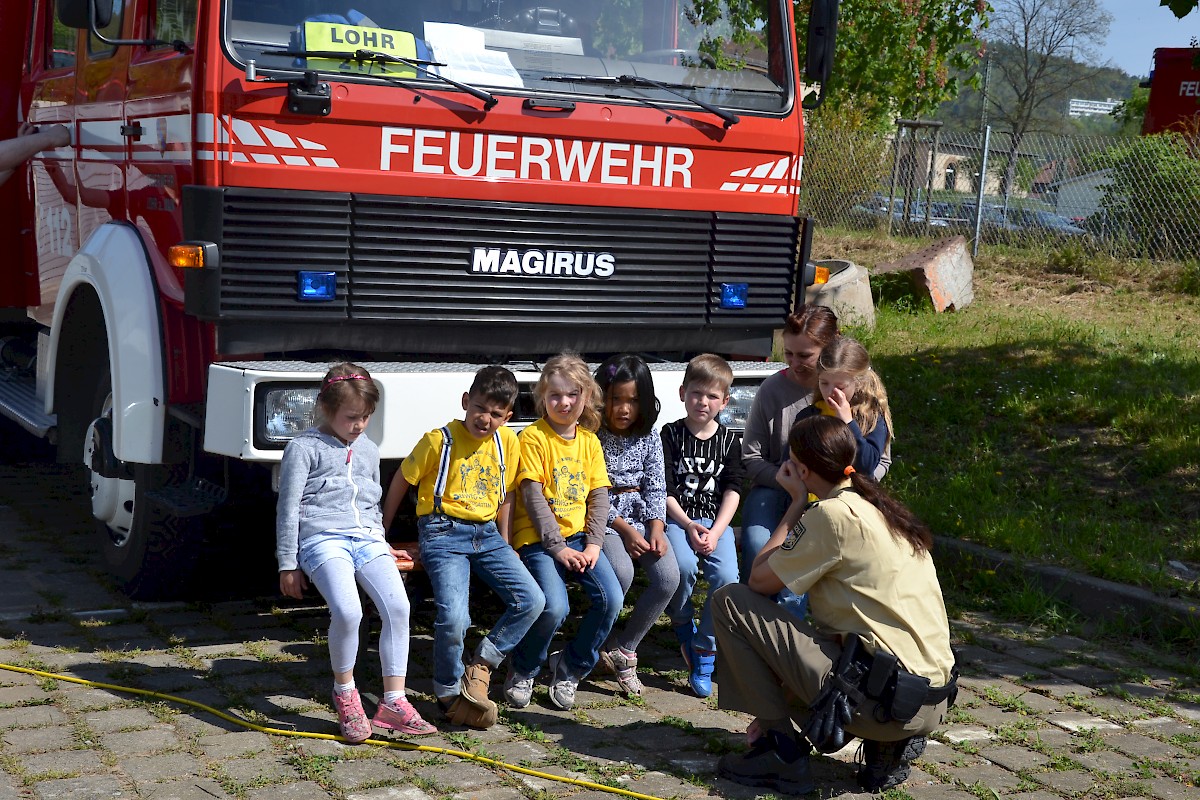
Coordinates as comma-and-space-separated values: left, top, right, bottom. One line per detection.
302, 22, 418, 77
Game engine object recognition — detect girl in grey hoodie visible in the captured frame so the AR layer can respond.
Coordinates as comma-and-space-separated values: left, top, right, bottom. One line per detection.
276, 363, 435, 742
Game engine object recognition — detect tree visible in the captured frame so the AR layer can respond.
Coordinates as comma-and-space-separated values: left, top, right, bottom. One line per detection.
984, 0, 1112, 194
1161, 0, 1198, 18
1111, 87, 1150, 136
815, 0, 991, 125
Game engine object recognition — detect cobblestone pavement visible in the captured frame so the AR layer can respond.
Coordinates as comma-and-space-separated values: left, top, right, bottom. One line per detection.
0, 459, 1197, 800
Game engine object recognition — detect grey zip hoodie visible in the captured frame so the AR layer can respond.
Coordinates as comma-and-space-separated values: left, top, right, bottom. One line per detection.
276, 427, 384, 572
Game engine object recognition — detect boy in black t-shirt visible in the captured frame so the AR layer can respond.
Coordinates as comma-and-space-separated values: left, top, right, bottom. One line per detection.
661, 354, 744, 698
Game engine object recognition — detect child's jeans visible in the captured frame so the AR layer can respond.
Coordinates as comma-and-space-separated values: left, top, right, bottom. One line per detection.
418, 513, 546, 700
299, 532, 410, 677
510, 534, 622, 679
738, 485, 809, 620
664, 517, 739, 652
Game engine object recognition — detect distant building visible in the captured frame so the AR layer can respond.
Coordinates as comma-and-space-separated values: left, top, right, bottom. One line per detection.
1068, 98, 1121, 118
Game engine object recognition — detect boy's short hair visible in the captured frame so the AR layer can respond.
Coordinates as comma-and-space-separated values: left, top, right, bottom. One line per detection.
683, 354, 733, 396
469, 365, 519, 409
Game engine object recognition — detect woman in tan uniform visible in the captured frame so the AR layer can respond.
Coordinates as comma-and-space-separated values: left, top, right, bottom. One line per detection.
713, 415, 956, 794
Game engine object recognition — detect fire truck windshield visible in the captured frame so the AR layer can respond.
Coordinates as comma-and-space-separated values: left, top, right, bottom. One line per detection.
225, 0, 793, 113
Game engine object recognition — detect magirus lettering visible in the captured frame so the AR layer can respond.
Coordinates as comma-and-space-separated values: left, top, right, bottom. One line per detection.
471, 247, 615, 279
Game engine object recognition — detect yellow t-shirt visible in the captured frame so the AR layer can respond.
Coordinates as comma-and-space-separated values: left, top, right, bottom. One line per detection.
768, 484, 955, 685
400, 420, 520, 522
511, 418, 611, 550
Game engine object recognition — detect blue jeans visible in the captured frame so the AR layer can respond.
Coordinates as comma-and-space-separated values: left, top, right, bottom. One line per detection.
418, 514, 545, 700
739, 485, 809, 619
510, 534, 622, 679
665, 518, 739, 652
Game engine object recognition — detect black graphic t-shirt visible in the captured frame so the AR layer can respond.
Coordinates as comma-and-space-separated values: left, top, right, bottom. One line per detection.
661, 419, 745, 521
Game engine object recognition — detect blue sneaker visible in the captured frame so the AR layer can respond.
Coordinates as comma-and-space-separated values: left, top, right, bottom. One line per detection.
689, 647, 716, 698
674, 619, 696, 669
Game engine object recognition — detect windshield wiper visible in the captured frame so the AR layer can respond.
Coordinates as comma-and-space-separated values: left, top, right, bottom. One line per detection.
544, 74, 739, 128
264, 48, 498, 110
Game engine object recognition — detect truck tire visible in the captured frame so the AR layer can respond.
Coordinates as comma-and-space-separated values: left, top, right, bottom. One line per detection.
86, 369, 205, 600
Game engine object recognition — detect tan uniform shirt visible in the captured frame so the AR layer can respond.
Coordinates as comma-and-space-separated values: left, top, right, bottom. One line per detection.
768, 483, 955, 686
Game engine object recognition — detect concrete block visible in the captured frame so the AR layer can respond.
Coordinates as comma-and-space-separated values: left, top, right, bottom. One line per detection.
875, 235, 975, 312
32, 776, 133, 800
806, 259, 876, 328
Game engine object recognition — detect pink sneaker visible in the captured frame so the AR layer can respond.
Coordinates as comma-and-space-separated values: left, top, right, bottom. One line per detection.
332, 688, 371, 743
373, 697, 437, 736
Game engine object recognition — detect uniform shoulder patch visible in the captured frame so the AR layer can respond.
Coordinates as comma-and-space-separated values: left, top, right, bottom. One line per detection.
781, 519, 806, 550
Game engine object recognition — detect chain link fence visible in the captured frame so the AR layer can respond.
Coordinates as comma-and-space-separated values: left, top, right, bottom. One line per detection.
799, 121, 1200, 263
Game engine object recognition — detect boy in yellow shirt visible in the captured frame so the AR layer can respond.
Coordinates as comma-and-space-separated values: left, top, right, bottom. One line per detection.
383, 366, 545, 728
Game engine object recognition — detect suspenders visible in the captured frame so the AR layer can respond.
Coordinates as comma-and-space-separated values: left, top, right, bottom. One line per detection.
432, 426, 506, 514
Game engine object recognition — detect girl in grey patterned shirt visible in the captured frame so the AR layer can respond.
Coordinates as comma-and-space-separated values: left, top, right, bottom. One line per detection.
594, 354, 680, 696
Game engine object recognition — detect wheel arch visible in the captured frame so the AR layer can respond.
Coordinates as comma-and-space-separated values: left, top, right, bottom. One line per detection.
48, 222, 167, 466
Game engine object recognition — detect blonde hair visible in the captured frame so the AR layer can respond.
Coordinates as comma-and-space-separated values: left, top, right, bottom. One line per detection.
683, 353, 734, 396
535, 352, 602, 432
816, 337, 892, 449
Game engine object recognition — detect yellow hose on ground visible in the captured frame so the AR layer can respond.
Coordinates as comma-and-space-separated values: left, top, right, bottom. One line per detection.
0, 663, 668, 800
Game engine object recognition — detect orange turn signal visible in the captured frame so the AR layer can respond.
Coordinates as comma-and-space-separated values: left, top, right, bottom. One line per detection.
168, 244, 206, 269
813, 266, 830, 285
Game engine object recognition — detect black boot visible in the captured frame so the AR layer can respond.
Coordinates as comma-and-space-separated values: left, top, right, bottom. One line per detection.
718, 729, 815, 795
857, 735, 927, 792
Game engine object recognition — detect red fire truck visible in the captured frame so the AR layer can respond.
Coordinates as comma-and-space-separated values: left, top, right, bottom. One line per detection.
1142, 47, 1200, 135
1, 0, 834, 597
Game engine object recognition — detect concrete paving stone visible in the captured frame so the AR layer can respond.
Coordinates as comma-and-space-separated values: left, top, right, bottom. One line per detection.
347, 787, 435, 800
1170, 702, 1200, 723
0, 668, 42, 686
976, 744, 1052, 772
82, 707, 162, 733
57, 688, 127, 712
119, 752, 205, 784
1045, 712, 1125, 733
991, 645, 1065, 667
2, 724, 79, 753
101, 726, 184, 756
920, 738, 981, 766
32, 776, 134, 800
197, 730, 274, 758
657, 747, 717, 777
1140, 714, 1200, 739
1038, 635, 1096, 655
1147, 777, 1200, 800
942, 762, 1023, 791
448, 787, 525, 800
1082, 694, 1154, 721
0, 684, 53, 705
1031, 769, 1105, 794
0, 771, 23, 800
1048, 663, 1122, 688
1107, 731, 1191, 760
905, 783, 982, 800
580, 705, 654, 728
413, 759, 504, 791
326, 758, 405, 790
1004, 792, 1064, 800
941, 726, 995, 744
22, 749, 109, 777
1074, 749, 1140, 773
628, 769, 711, 798
130, 671, 210, 697
0, 704, 67, 729
509, 763, 585, 794
1023, 676, 1096, 700
246, 782, 333, 800
964, 705, 1032, 730
217, 755, 298, 785
1117, 682, 1172, 702
485, 739, 553, 766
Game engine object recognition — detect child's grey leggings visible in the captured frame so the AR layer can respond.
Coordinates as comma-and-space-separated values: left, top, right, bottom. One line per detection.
309, 555, 411, 677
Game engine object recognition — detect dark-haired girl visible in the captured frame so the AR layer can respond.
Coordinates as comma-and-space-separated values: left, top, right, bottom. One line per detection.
593, 354, 680, 696
712, 415, 954, 795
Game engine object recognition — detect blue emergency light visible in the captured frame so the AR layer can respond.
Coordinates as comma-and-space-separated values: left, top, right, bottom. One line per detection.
720, 282, 748, 309
297, 271, 337, 301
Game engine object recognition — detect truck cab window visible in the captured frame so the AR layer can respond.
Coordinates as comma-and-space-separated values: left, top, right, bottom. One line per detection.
154, 0, 198, 45
225, 0, 790, 113
49, 7, 77, 68
88, 0, 126, 56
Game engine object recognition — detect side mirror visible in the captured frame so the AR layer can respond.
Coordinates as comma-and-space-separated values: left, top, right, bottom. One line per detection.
802, 0, 838, 110
57, 0, 110, 30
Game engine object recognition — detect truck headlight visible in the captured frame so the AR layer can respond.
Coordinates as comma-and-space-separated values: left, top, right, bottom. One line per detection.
259, 385, 320, 445
718, 382, 760, 431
